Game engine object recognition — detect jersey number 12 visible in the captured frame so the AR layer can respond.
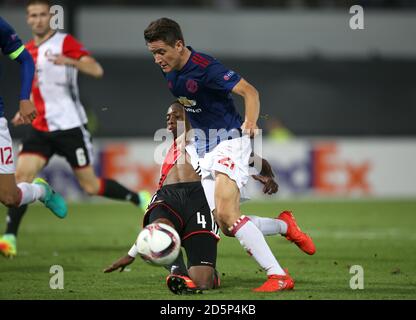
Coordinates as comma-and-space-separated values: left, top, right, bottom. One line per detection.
0, 147, 13, 165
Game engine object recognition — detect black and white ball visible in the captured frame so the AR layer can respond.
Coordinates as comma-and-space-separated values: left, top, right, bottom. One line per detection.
136, 223, 181, 266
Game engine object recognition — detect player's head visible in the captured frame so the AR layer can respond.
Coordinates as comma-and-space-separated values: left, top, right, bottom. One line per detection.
166, 102, 185, 138
144, 18, 187, 73
26, 0, 52, 37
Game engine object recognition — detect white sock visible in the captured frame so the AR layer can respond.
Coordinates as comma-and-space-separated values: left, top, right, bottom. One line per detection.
231, 216, 286, 276
249, 216, 288, 236
17, 182, 46, 206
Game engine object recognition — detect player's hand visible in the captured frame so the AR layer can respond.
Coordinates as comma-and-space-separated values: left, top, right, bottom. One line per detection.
252, 174, 279, 195
12, 111, 25, 126
241, 121, 259, 137
103, 255, 135, 273
259, 158, 275, 178
48, 54, 75, 66
18, 100, 37, 124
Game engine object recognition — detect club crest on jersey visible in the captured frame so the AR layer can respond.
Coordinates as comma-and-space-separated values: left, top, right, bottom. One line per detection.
178, 96, 197, 107
186, 79, 198, 93
224, 70, 235, 81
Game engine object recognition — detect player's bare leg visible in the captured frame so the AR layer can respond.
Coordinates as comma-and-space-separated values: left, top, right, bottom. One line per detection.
0, 174, 22, 207
155, 218, 217, 294
167, 265, 217, 295
0, 173, 55, 211
188, 266, 216, 289
74, 166, 150, 211
214, 172, 294, 292
73, 166, 101, 195
0, 175, 25, 257
1, 154, 44, 257
2, 153, 46, 233
15, 154, 47, 183
1, 162, 67, 257
214, 173, 243, 225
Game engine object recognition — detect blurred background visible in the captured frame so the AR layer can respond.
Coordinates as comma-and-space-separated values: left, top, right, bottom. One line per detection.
1, 0, 416, 200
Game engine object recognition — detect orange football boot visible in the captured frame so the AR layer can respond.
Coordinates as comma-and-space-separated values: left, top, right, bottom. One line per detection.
278, 211, 316, 255
253, 272, 295, 292
166, 274, 199, 295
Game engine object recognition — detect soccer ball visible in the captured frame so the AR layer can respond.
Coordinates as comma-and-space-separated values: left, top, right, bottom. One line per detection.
136, 223, 181, 266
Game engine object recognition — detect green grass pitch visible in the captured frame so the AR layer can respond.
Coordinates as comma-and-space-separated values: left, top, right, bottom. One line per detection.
1, 200, 415, 300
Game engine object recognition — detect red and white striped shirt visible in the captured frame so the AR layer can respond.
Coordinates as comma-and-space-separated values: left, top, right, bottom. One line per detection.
158, 142, 201, 189
26, 32, 90, 132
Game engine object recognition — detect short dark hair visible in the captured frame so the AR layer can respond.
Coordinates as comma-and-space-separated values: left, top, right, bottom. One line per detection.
26, 0, 51, 8
144, 18, 184, 47
171, 100, 184, 108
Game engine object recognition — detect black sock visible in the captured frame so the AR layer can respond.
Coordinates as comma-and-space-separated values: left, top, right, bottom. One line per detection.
5, 205, 28, 236
100, 179, 140, 205
165, 250, 188, 276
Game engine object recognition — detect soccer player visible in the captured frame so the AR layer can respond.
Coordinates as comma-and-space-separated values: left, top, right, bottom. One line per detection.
0, 0, 150, 258
0, 16, 67, 256
104, 103, 220, 294
144, 18, 315, 292
105, 102, 311, 294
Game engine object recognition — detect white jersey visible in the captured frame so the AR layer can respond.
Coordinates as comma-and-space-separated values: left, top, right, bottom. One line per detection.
26, 32, 90, 132
0, 118, 15, 174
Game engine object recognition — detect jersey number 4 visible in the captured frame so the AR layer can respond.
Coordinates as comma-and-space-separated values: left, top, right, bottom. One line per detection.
196, 212, 207, 229
0, 147, 13, 165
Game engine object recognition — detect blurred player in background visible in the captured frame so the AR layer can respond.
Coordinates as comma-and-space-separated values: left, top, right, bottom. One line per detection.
0, 0, 150, 258
0, 16, 67, 256
144, 18, 315, 292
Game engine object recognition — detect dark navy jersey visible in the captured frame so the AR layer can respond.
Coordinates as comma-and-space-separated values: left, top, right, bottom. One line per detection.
0, 17, 24, 118
164, 47, 243, 154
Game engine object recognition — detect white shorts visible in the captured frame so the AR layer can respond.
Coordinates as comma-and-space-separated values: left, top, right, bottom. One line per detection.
199, 135, 251, 211
0, 118, 16, 174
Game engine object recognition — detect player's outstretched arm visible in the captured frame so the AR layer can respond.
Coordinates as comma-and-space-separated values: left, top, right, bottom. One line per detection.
103, 254, 135, 273
232, 78, 260, 137
50, 55, 104, 78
